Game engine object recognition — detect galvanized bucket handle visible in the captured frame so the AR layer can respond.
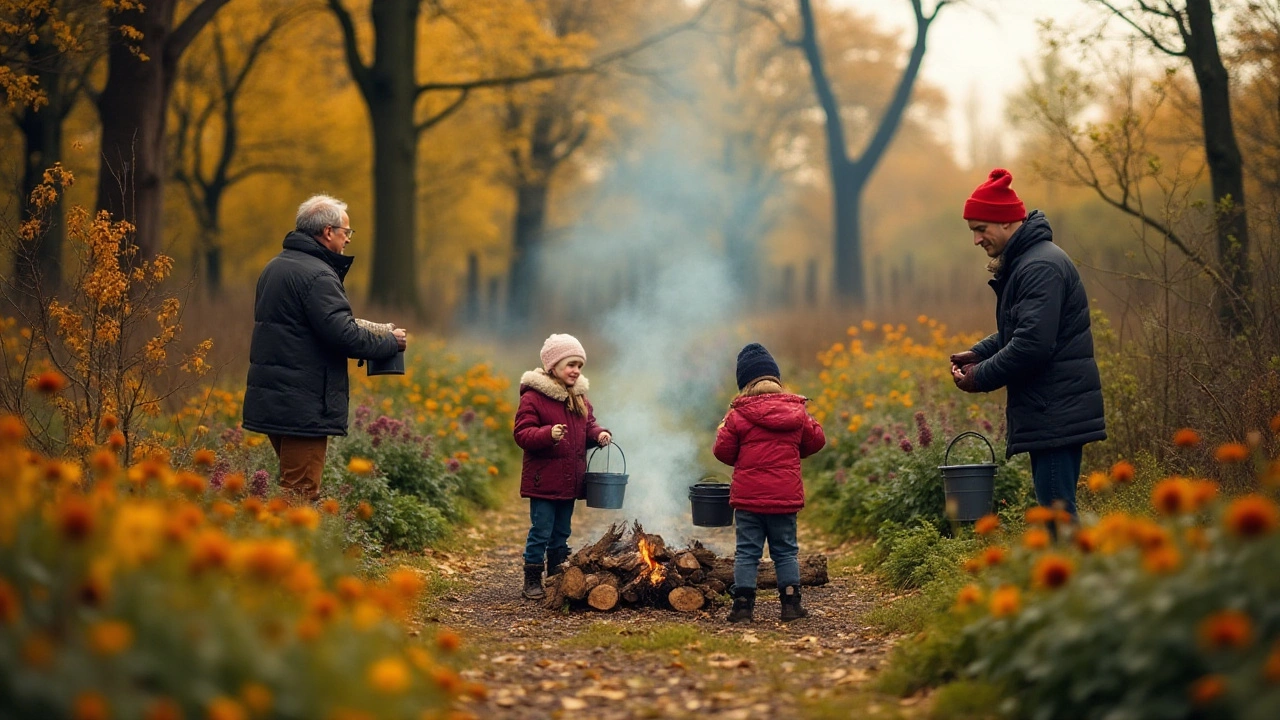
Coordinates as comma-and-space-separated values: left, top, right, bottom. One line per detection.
944, 431, 996, 466
586, 442, 626, 474
696, 473, 731, 485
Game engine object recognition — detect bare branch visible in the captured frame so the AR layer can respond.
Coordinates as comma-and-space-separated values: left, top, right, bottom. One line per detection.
414, 89, 470, 136
1089, 0, 1188, 56
167, 0, 234, 63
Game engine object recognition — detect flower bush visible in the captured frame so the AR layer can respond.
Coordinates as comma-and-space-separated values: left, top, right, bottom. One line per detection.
924, 430, 1280, 719
0, 417, 476, 719
801, 317, 1031, 537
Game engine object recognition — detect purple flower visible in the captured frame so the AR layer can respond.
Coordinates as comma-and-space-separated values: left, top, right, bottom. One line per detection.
915, 411, 933, 448
220, 426, 243, 446
899, 438, 914, 453
882, 434, 893, 445
209, 460, 230, 491
446, 458, 462, 473
459, 409, 477, 426
250, 469, 270, 497
834, 469, 847, 485
354, 405, 371, 429
980, 419, 994, 434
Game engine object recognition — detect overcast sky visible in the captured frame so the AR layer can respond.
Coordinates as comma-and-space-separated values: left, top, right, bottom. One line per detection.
833, 0, 1102, 167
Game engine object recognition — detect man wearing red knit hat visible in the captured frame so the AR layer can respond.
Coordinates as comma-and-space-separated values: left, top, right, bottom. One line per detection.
949, 168, 1106, 523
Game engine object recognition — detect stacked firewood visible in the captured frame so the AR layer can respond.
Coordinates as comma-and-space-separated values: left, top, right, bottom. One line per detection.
542, 521, 829, 613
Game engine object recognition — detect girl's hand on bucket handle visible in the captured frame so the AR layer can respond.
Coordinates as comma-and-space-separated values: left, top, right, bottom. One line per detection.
551, 424, 566, 442
597, 431, 611, 446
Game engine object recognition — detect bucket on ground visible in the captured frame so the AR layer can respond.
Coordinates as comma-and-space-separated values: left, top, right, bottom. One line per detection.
583, 443, 628, 509
939, 431, 998, 522
689, 477, 733, 527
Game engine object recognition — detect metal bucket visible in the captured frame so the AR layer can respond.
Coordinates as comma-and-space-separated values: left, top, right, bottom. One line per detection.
689, 478, 733, 527
583, 443, 628, 509
365, 350, 405, 376
939, 431, 998, 522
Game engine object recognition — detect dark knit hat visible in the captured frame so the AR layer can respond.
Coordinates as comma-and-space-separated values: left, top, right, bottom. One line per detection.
736, 343, 780, 391
963, 168, 1026, 223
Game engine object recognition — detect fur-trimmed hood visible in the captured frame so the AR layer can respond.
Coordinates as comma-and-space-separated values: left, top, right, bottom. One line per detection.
519, 368, 589, 401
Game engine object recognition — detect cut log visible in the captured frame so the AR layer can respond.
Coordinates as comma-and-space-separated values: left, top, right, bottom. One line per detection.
587, 584, 618, 611
707, 555, 828, 589
561, 566, 588, 600
583, 574, 602, 593
689, 542, 717, 567
668, 586, 705, 613
675, 552, 702, 572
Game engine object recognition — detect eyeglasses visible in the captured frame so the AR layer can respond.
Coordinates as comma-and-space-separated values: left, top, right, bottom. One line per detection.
329, 226, 355, 238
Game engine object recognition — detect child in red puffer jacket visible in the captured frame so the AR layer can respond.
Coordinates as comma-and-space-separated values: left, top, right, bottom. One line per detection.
714, 343, 825, 623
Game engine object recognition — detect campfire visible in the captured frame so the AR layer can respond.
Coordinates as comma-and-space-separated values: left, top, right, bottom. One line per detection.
543, 522, 829, 613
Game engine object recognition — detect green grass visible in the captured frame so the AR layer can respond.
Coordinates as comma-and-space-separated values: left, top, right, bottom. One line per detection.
928, 681, 1006, 720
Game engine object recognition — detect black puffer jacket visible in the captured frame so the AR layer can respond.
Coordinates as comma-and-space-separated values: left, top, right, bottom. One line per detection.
242, 232, 399, 437
968, 211, 1106, 456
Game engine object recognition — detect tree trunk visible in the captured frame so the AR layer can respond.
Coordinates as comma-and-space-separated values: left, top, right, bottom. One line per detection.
95, 1, 176, 261
1183, 0, 1251, 333
346, 0, 422, 312
507, 181, 549, 324
832, 168, 864, 306
706, 555, 829, 589
14, 61, 70, 299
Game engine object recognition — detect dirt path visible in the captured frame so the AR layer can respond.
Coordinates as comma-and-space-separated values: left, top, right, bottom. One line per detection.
414, 500, 920, 720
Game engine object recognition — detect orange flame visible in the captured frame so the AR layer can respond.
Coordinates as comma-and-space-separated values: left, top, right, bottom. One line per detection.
637, 537, 666, 585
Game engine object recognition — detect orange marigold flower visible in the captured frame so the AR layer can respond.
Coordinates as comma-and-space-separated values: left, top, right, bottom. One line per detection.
1214, 442, 1250, 464
266, 497, 289, 514
1271, 413, 1280, 435
1198, 609, 1254, 651
1151, 478, 1192, 516
107, 431, 126, 451
101, 414, 118, 431
88, 620, 134, 656
367, 657, 412, 694
1024, 506, 1056, 525
356, 501, 374, 521
143, 698, 182, 720
387, 567, 426, 601
973, 514, 999, 536
286, 507, 320, 531
1022, 528, 1051, 550
56, 494, 95, 542
240, 682, 272, 716
487, 465, 499, 476
192, 448, 217, 467
1225, 495, 1280, 539
431, 666, 461, 694
320, 498, 341, 515
210, 501, 237, 523
73, 692, 109, 720
1110, 460, 1136, 483
1264, 642, 1280, 683
1173, 428, 1201, 447
0, 579, 21, 625
981, 546, 1007, 567
21, 632, 56, 669
954, 584, 984, 610
207, 696, 247, 720
1188, 480, 1219, 511
1190, 675, 1226, 706
1032, 554, 1074, 590
989, 585, 1021, 618
90, 449, 117, 477
436, 628, 462, 653
1085, 471, 1111, 493
1074, 527, 1098, 554
0, 415, 25, 443
335, 576, 365, 602
1142, 546, 1182, 574
31, 370, 69, 394
347, 457, 374, 475
962, 557, 983, 574
308, 592, 340, 621
222, 473, 245, 494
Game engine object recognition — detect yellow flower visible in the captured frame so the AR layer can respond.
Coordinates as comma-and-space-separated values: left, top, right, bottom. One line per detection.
320, 498, 341, 515
347, 457, 374, 475
286, 507, 320, 531
954, 584, 983, 610
367, 657, 412, 694
110, 503, 165, 565
1085, 471, 1111, 493
89, 620, 134, 656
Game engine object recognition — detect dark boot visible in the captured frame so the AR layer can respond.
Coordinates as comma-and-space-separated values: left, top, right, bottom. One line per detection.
780, 585, 808, 622
546, 548, 570, 577
521, 563, 545, 600
726, 587, 756, 623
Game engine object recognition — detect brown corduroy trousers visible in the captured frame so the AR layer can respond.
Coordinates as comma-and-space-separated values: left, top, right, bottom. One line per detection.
268, 434, 328, 503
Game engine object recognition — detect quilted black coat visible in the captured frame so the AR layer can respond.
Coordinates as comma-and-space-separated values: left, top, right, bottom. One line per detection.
242, 232, 398, 437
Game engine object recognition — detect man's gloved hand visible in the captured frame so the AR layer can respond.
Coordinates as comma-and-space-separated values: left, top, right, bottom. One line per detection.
953, 363, 981, 393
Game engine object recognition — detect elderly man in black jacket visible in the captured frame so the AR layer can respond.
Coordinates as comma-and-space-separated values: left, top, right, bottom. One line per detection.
243, 194, 406, 502
950, 169, 1106, 519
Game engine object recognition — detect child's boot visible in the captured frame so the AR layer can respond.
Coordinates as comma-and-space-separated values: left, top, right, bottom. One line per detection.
780, 584, 808, 622
522, 563, 545, 600
726, 587, 756, 623
546, 548, 569, 577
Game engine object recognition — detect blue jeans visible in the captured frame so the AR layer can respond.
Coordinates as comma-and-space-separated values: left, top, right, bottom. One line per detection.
523, 498, 574, 564
733, 510, 800, 591
1029, 445, 1083, 519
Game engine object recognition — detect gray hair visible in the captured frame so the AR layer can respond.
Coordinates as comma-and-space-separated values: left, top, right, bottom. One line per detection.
295, 194, 347, 236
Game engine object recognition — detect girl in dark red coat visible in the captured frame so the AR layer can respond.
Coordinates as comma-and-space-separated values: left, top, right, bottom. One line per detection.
513, 334, 611, 600
714, 343, 825, 623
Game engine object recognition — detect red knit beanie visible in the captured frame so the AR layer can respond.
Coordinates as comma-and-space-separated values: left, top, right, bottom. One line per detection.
963, 168, 1026, 223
